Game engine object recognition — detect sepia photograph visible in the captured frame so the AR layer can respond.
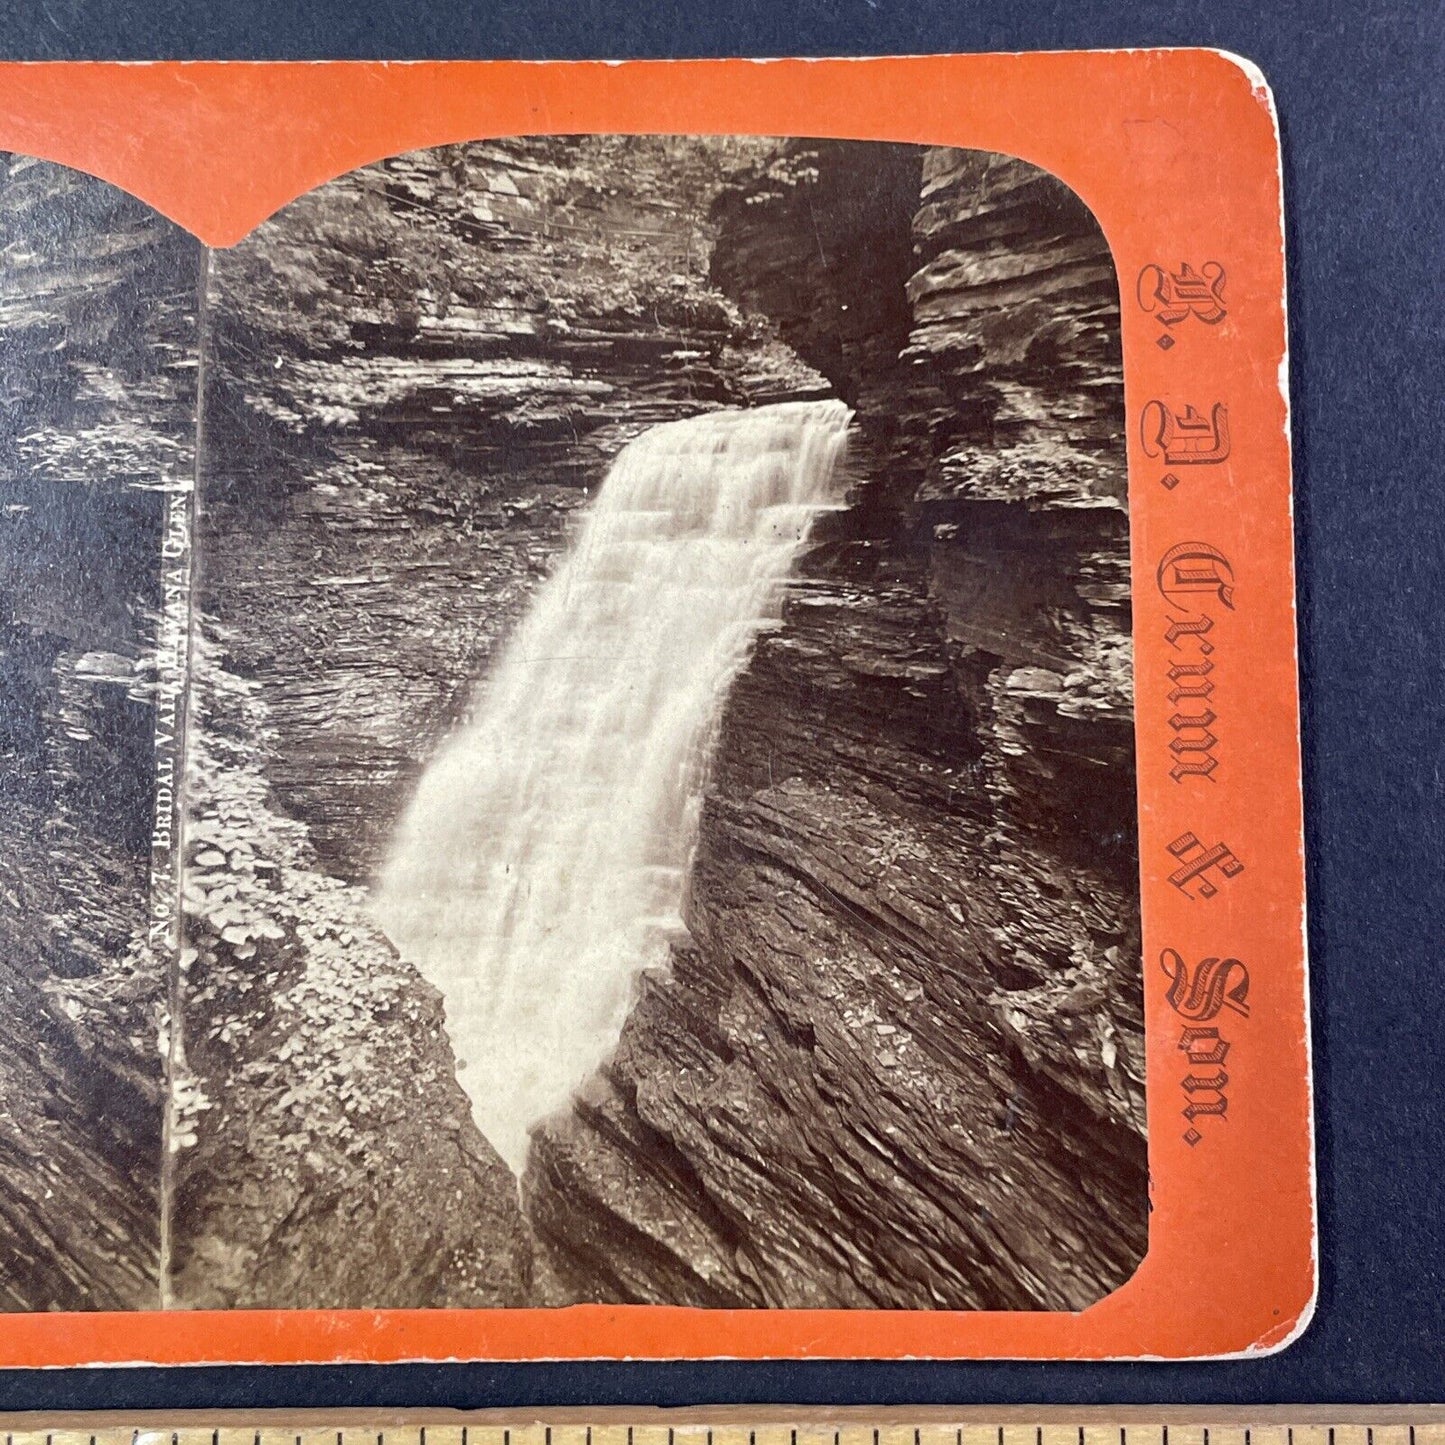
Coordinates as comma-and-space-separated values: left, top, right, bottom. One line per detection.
0, 154, 199, 1309
0, 133, 1145, 1315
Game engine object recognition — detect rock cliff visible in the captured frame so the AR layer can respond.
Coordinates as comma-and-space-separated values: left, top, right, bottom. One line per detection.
0, 137, 1143, 1313
173, 136, 825, 1306
523, 143, 1145, 1309
0, 156, 199, 1309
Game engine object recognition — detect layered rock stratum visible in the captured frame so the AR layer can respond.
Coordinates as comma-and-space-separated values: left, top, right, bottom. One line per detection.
525, 143, 1144, 1309
0, 156, 199, 1309
0, 136, 1142, 1312
173, 137, 823, 1306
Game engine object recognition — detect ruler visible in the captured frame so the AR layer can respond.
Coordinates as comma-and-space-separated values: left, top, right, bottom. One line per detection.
1, 1412, 1441, 1445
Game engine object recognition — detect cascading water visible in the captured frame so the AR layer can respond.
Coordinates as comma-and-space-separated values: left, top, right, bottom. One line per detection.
375, 398, 843, 1173
375, 399, 853, 1173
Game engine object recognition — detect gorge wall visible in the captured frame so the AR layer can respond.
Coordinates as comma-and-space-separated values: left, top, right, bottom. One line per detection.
0, 157, 198, 1309
0, 136, 1143, 1313
172, 136, 825, 1306
523, 143, 1145, 1309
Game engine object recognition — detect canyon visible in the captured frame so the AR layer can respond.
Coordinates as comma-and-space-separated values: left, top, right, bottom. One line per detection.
525, 143, 1144, 1309
0, 134, 1143, 1311
181, 136, 1144, 1308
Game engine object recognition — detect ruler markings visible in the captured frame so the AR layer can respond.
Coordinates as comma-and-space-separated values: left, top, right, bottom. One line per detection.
8, 1419, 1445, 1445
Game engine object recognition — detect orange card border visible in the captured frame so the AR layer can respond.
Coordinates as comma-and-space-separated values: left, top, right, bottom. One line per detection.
0, 50, 1312, 1364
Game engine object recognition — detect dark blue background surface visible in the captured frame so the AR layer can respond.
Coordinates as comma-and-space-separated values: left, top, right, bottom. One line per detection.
1, 0, 1440, 1409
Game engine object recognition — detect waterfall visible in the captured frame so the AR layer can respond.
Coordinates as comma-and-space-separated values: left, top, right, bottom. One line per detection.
375, 399, 853, 1172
